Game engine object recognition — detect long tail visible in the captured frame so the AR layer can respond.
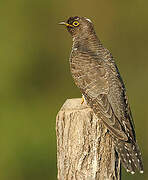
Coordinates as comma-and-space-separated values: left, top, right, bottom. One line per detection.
114, 139, 143, 174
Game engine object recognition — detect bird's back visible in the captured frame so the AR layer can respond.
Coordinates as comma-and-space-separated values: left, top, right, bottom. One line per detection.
70, 34, 143, 173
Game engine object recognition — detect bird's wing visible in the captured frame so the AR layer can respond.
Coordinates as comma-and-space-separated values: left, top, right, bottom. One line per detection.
70, 50, 135, 142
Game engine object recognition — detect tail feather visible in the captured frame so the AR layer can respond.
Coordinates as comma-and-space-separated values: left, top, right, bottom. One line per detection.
114, 139, 143, 174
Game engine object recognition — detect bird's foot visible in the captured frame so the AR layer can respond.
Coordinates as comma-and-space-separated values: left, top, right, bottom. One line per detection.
81, 95, 85, 104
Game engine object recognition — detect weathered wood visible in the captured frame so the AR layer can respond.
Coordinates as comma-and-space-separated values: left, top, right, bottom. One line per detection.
56, 98, 121, 180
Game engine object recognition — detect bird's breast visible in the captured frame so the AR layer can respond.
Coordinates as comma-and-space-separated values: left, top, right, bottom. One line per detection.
69, 50, 109, 94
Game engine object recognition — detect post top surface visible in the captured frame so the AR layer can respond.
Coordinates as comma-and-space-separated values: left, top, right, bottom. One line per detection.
60, 98, 90, 111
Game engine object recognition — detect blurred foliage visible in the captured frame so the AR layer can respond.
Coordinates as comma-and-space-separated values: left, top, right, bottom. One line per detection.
0, 0, 147, 179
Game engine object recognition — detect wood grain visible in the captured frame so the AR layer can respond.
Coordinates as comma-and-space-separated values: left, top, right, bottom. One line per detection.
56, 98, 121, 180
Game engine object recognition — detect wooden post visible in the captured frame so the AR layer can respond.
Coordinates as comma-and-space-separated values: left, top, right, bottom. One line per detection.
56, 98, 121, 180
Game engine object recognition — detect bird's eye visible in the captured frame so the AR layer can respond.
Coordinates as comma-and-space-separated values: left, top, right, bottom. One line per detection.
72, 21, 80, 27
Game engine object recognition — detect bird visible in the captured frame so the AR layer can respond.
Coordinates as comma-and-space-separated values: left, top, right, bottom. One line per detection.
59, 16, 143, 174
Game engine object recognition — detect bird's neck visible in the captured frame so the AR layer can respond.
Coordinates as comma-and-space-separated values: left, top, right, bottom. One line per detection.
72, 33, 103, 52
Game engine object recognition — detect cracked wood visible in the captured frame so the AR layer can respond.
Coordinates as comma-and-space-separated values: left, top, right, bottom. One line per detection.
56, 98, 121, 180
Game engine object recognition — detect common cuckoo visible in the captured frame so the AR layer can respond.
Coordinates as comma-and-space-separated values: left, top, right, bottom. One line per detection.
60, 16, 143, 174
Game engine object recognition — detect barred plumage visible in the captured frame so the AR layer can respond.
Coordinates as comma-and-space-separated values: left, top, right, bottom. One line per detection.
60, 16, 143, 174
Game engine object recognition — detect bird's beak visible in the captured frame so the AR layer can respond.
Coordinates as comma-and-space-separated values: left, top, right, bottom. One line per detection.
59, 22, 73, 27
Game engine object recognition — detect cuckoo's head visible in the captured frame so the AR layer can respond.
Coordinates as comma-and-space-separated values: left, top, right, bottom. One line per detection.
59, 16, 94, 37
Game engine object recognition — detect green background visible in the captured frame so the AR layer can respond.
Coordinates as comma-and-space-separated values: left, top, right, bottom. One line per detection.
0, 0, 147, 179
